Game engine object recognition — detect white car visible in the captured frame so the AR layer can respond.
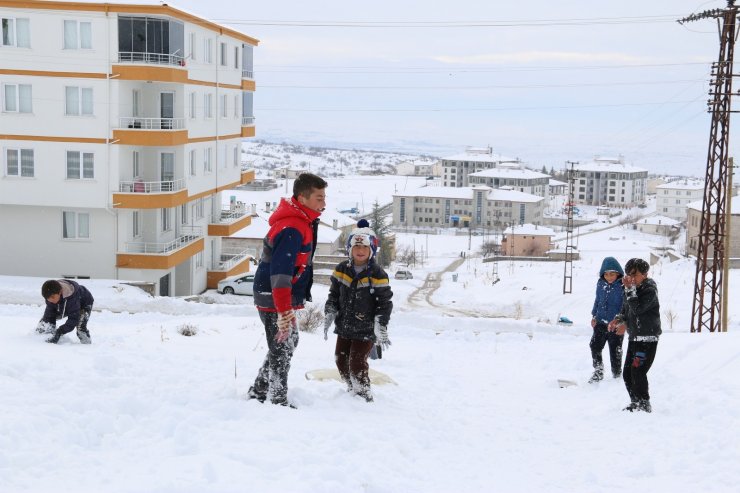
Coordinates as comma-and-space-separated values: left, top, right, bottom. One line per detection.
217, 273, 255, 295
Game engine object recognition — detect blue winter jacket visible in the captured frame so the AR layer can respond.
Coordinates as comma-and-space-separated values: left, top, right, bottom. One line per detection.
591, 257, 624, 324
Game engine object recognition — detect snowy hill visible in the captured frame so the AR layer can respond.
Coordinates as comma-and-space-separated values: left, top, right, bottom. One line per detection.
1, 219, 739, 492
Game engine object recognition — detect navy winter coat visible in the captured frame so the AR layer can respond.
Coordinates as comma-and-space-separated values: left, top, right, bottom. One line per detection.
325, 260, 393, 342
616, 278, 662, 342
42, 279, 94, 334
591, 257, 624, 324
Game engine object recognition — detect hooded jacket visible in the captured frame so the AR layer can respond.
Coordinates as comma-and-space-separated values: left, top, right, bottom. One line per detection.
616, 278, 662, 342
253, 197, 321, 312
591, 257, 624, 324
41, 279, 94, 334
325, 259, 393, 342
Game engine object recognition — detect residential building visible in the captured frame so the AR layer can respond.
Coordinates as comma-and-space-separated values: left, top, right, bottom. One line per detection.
441, 146, 522, 187
468, 167, 550, 200
571, 156, 648, 207
500, 224, 555, 257
392, 185, 544, 229
396, 159, 442, 177
656, 180, 704, 221
549, 178, 568, 196
635, 215, 680, 236
686, 195, 740, 263
0, 1, 258, 295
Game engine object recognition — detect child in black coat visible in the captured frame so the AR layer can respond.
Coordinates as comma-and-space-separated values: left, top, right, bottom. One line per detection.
37, 279, 94, 344
324, 220, 393, 402
608, 258, 661, 413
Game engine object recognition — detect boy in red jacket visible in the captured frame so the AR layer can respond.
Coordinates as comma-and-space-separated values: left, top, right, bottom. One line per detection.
247, 173, 327, 408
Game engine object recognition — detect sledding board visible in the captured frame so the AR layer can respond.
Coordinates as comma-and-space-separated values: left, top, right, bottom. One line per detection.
557, 379, 578, 388
305, 368, 397, 386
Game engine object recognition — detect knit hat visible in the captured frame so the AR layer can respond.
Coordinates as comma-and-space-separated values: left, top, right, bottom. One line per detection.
346, 219, 378, 259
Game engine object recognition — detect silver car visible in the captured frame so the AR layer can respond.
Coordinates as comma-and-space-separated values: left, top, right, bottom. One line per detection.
394, 270, 413, 280
217, 273, 255, 295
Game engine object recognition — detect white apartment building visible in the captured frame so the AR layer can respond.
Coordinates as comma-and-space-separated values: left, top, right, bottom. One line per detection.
0, 1, 258, 295
468, 167, 550, 200
655, 180, 704, 222
571, 156, 648, 207
396, 159, 442, 177
392, 185, 544, 229
441, 146, 522, 187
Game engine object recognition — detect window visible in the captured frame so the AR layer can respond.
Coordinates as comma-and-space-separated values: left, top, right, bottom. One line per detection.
189, 149, 197, 176
204, 38, 213, 63
189, 92, 196, 119
233, 145, 239, 167
195, 251, 204, 268
161, 208, 171, 232
132, 210, 141, 238
204, 147, 212, 173
188, 31, 196, 61
2, 17, 30, 47
180, 203, 188, 225
3, 83, 32, 113
195, 198, 205, 219
204, 93, 213, 118
63, 20, 92, 49
220, 94, 227, 118
132, 151, 140, 178
132, 89, 140, 117
66, 151, 94, 179
65, 86, 93, 116
234, 46, 239, 69
63, 211, 90, 239
220, 42, 227, 66
5, 148, 34, 177
233, 94, 239, 118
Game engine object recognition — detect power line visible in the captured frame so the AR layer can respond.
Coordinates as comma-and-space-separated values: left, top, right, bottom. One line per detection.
260, 79, 706, 90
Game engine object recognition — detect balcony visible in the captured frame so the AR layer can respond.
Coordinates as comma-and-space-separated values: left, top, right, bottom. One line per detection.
240, 165, 255, 185
206, 247, 256, 288
113, 178, 188, 209
241, 116, 256, 138
118, 51, 186, 67
117, 226, 204, 270
113, 117, 188, 146
208, 208, 252, 236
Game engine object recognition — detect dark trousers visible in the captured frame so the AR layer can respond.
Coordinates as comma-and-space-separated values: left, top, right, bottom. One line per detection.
623, 340, 658, 403
250, 311, 299, 404
335, 336, 374, 395
590, 322, 624, 376
54, 305, 92, 342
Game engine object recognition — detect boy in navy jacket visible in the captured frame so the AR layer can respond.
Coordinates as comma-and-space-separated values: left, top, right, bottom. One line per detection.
588, 257, 624, 382
247, 173, 327, 408
37, 279, 94, 344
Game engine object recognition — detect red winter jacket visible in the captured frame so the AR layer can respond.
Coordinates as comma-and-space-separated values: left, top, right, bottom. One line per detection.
253, 197, 321, 312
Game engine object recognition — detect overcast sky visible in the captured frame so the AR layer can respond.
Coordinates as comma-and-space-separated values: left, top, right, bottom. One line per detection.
168, 0, 729, 175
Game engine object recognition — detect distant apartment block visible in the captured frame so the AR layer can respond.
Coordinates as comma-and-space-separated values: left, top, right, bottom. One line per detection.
396, 159, 442, 177
571, 156, 647, 207
0, 1, 258, 295
655, 180, 704, 222
441, 146, 521, 187
686, 195, 740, 263
392, 185, 544, 229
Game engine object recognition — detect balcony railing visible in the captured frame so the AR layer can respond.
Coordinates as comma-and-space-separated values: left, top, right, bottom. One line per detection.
242, 116, 255, 125
119, 178, 186, 194
118, 51, 186, 67
241, 69, 254, 78
124, 226, 203, 254
215, 247, 256, 271
119, 117, 186, 130
211, 208, 247, 224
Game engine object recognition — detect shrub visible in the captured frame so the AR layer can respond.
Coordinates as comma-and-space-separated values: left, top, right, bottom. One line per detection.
177, 323, 199, 337
298, 304, 322, 334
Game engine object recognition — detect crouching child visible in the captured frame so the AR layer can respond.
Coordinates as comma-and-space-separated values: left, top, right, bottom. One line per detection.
324, 220, 393, 402
37, 279, 94, 344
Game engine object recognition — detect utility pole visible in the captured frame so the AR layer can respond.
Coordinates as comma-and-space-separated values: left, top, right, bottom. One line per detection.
679, 3, 737, 332
721, 158, 734, 332
563, 161, 578, 294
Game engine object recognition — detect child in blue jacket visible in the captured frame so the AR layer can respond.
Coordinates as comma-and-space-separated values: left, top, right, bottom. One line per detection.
588, 257, 624, 383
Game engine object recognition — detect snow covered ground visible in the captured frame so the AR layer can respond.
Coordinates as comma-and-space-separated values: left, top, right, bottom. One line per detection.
1, 223, 739, 492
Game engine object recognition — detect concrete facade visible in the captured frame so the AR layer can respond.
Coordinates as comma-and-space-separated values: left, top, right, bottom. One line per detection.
571, 156, 648, 207
0, 1, 258, 295
656, 180, 704, 222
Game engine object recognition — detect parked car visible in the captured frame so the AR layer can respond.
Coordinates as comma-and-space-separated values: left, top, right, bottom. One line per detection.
217, 273, 255, 295
394, 270, 413, 280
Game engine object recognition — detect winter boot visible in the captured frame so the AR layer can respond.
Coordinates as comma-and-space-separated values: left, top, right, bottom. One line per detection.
588, 370, 604, 384
246, 386, 266, 403
612, 370, 622, 379
46, 331, 62, 344
272, 399, 297, 409
622, 402, 638, 412
77, 328, 92, 344
637, 399, 652, 413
